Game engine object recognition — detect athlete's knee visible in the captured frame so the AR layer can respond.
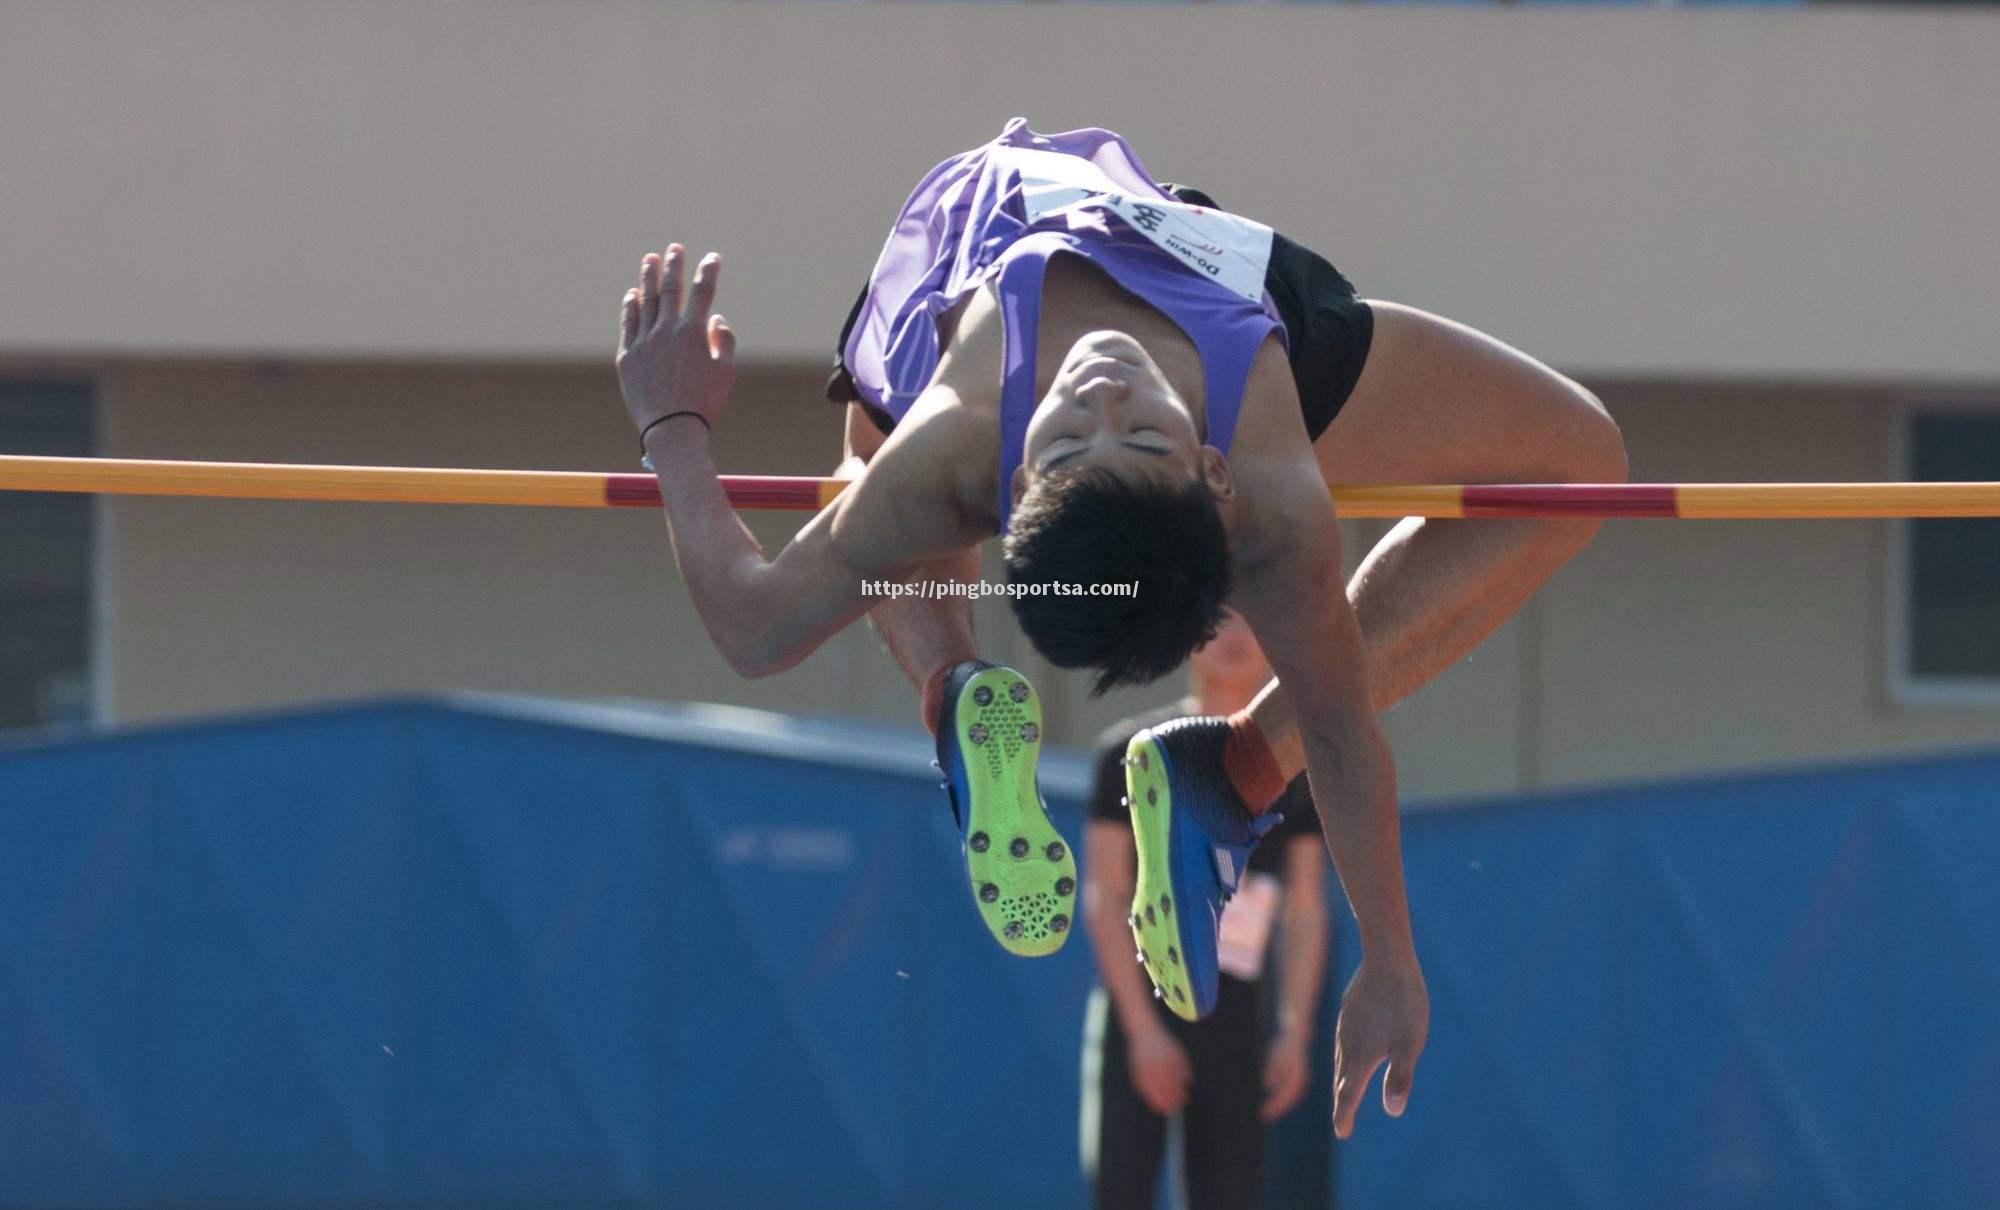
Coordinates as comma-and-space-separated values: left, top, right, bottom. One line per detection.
1524, 382, 1625, 554
1579, 391, 1628, 483
1548, 380, 1628, 485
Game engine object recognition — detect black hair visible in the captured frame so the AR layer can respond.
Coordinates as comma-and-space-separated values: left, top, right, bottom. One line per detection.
1002, 466, 1231, 695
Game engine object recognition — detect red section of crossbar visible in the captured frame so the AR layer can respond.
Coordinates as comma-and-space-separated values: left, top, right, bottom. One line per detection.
1461, 484, 1680, 518
605, 474, 834, 510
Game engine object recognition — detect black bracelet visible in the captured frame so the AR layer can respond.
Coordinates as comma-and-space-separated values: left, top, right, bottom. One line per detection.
638, 410, 710, 470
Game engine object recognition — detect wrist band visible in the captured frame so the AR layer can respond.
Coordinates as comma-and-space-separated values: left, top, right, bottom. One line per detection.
638, 410, 711, 471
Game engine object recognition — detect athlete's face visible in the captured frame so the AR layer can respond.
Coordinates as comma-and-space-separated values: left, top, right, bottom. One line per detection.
1019, 331, 1220, 494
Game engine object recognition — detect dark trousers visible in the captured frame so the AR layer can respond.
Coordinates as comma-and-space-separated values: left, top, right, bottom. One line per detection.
1083, 976, 1266, 1210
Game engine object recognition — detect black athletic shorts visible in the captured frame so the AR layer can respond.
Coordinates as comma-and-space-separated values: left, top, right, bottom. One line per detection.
824, 183, 1374, 442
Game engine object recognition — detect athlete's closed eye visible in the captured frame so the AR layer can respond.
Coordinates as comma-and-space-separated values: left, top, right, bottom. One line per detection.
1041, 442, 1087, 471
1040, 433, 1174, 473
1042, 434, 1088, 465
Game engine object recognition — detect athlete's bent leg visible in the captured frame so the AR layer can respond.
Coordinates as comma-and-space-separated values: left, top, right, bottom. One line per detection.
1245, 300, 1627, 782
1125, 303, 1623, 1012
869, 547, 982, 726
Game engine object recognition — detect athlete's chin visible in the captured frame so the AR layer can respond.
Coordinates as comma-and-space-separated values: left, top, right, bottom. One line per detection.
1067, 329, 1150, 365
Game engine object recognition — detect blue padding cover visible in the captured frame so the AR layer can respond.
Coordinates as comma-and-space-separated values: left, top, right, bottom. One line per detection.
0, 698, 1101, 1208
1331, 751, 2000, 1209
4, 698, 1996, 1207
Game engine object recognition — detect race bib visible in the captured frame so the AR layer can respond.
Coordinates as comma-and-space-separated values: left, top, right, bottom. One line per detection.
1007, 149, 1275, 304
1216, 871, 1282, 981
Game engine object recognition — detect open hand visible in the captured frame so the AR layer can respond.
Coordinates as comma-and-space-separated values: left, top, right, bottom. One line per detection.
616, 244, 737, 439
1332, 952, 1428, 1140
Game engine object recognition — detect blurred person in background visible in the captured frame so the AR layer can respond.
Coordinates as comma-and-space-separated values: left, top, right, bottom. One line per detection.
1080, 611, 1328, 1210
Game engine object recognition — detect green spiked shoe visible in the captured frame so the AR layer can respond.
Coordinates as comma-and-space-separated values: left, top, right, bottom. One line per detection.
934, 661, 1076, 956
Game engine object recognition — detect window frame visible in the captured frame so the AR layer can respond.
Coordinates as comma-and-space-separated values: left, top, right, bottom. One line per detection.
0, 374, 103, 732
1887, 396, 2000, 709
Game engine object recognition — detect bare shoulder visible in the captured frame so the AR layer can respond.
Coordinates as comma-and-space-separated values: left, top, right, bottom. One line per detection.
1227, 334, 1311, 460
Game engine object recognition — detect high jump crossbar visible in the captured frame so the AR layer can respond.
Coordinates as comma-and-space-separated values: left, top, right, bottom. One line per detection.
4, 455, 2000, 519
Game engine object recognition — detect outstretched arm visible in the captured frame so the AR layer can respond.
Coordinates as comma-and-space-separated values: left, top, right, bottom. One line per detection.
1234, 474, 1427, 1142
617, 246, 980, 677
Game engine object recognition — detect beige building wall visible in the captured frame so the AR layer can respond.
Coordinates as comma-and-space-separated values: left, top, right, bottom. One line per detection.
2, 2, 1998, 380
13, 356, 1984, 803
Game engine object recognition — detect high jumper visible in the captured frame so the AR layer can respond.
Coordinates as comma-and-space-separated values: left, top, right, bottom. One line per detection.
615, 118, 1627, 1140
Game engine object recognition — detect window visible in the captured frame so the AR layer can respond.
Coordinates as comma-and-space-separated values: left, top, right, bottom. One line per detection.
0, 380, 96, 731
1894, 408, 2000, 701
